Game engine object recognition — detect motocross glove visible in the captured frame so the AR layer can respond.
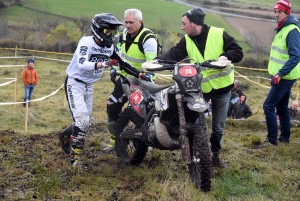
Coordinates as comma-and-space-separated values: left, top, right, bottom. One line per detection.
271, 75, 281, 85
145, 72, 156, 81
139, 73, 152, 82
102, 59, 118, 68
110, 67, 118, 85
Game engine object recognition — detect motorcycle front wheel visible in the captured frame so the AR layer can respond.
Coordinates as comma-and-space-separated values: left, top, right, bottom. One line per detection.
115, 107, 148, 166
188, 112, 212, 192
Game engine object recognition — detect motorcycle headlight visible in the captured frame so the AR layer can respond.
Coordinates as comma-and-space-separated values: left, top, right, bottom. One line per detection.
184, 79, 195, 89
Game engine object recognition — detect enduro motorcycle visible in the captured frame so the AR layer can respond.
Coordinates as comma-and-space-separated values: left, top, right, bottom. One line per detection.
114, 58, 232, 192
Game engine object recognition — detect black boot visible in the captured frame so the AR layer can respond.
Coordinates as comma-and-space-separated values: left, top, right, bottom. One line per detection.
212, 151, 227, 168
58, 124, 74, 154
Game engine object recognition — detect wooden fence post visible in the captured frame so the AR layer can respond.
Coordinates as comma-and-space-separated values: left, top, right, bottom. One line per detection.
24, 99, 28, 133
14, 75, 17, 106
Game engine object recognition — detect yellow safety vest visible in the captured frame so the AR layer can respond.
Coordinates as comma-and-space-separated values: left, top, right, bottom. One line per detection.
185, 27, 234, 93
268, 24, 300, 80
120, 28, 153, 76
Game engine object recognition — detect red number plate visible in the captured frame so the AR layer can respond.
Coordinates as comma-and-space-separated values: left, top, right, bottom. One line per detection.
179, 66, 197, 77
130, 90, 143, 105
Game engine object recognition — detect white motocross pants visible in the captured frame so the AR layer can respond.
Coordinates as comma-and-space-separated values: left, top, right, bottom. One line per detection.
65, 76, 93, 134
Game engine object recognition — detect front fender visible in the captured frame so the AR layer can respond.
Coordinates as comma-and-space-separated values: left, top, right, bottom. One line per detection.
183, 92, 208, 112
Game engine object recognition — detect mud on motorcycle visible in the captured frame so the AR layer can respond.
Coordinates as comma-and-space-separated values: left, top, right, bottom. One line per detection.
114, 58, 232, 192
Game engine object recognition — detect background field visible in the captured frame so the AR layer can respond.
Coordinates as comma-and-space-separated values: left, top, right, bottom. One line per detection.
1, 0, 300, 200
0, 48, 300, 201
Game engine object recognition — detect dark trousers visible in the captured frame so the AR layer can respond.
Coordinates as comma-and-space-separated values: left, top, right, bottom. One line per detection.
106, 78, 128, 122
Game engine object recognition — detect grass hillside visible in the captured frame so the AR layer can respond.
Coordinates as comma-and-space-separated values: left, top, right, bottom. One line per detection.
233, 0, 300, 9
0, 50, 300, 200
0, 0, 249, 51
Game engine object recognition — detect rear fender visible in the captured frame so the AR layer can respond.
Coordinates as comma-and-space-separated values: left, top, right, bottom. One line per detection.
183, 92, 208, 112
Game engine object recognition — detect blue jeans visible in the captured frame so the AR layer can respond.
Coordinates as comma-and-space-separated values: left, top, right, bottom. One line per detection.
203, 91, 231, 152
23, 85, 35, 104
263, 79, 296, 143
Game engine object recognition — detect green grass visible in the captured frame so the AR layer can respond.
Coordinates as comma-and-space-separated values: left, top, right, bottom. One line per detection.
0, 51, 300, 200
232, 0, 300, 10
2, 0, 244, 44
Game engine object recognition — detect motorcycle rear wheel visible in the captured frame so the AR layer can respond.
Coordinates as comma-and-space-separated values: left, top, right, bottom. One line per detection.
188, 112, 212, 192
115, 107, 148, 166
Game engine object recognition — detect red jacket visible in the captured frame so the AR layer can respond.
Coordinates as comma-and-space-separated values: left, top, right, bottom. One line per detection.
22, 66, 38, 86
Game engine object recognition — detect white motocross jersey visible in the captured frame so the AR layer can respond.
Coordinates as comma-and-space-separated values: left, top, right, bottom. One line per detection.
66, 36, 114, 83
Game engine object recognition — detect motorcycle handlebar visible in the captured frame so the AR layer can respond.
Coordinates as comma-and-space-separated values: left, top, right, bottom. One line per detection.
142, 59, 231, 72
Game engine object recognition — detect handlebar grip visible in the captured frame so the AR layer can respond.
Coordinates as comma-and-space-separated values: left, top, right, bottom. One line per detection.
200, 60, 231, 69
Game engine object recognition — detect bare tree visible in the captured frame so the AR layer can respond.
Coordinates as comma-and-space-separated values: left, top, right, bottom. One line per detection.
9, 24, 32, 42
73, 16, 90, 36
244, 31, 269, 63
0, 17, 8, 38
24, 0, 60, 46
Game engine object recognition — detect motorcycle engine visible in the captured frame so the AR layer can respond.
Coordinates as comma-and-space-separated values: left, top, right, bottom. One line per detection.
147, 122, 156, 144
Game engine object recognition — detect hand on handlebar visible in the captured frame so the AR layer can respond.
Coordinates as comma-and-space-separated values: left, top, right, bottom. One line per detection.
110, 67, 118, 85
145, 72, 156, 81
139, 73, 152, 82
103, 59, 119, 68
218, 56, 228, 61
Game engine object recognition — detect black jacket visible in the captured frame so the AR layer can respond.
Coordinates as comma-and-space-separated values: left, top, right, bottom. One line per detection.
157, 24, 244, 94
232, 100, 252, 119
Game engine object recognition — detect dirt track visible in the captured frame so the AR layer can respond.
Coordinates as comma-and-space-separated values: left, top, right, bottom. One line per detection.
225, 16, 276, 49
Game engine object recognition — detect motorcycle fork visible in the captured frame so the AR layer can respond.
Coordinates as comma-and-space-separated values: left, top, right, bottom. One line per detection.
175, 94, 191, 164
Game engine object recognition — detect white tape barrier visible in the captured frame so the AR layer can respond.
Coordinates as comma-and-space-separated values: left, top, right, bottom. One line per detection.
0, 55, 71, 65
0, 84, 64, 105
0, 78, 17, 87
34, 56, 70, 63
0, 65, 25, 68
0, 56, 29, 59
235, 75, 270, 81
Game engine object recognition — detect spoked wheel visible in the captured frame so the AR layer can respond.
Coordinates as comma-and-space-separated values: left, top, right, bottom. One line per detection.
115, 107, 148, 166
188, 112, 212, 192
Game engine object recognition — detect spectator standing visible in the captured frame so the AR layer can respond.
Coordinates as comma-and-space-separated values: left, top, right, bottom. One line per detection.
21, 58, 38, 107
58, 13, 150, 167
232, 94, 252, 119
254, 0, 300, 148
154, 8, 243, 167
104, 8, 158, 151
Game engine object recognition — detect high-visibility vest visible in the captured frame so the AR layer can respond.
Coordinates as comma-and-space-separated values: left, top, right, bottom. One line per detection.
268, 24, 300, 80
185, 27, 234, 93
120, 28, 153, 76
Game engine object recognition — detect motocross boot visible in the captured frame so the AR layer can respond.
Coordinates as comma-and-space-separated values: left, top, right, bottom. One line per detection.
107, 120, 116, 135
70, 131, 85, 167
212, 151, 227, 168
58, 124, 74, 154
103, 134, 116, 152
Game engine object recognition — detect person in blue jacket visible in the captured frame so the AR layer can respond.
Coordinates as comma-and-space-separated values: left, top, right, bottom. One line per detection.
254, 0, 300, 148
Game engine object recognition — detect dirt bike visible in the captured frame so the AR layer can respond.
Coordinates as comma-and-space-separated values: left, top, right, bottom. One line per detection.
114, 58, 231, 192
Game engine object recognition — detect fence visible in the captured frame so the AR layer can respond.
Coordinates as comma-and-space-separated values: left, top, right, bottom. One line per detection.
0, 47, 299, 132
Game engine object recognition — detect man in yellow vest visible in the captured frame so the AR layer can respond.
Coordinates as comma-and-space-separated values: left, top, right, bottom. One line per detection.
104, 8, 158, 151
253, 0, 300, 148
154, 8, 243, 168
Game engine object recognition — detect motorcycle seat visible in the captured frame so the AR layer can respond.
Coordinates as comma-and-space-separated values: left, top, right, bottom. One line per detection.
139, 79, 172, 93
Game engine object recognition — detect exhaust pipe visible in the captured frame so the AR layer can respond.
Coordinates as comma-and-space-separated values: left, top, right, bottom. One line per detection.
154, 117, 181, 149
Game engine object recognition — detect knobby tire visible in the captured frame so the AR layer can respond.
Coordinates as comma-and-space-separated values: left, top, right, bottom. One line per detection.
188, 112, 212, 192
115, 107, 148, 166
